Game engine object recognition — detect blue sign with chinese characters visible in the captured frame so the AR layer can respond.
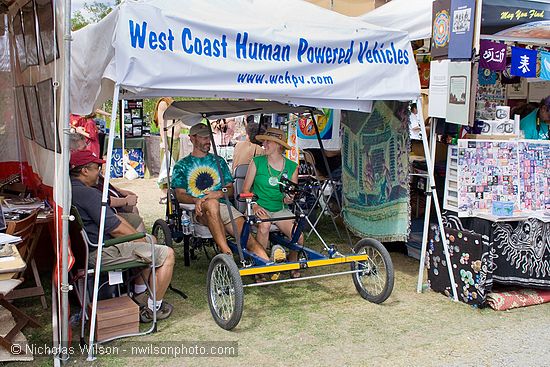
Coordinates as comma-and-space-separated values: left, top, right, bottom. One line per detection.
511, 46, 537, 77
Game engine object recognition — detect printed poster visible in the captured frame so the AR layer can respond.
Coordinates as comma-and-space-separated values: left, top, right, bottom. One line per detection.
446, 61, 472, 125
528, 81, 550, 102
506, 78, 528, 99
448, 0, 475, 60
431, 0, 451, 59
428, 59, 450, 118
296, 109, 341, 150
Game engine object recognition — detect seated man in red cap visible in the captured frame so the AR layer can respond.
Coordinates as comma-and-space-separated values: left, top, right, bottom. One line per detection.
69, 150, 175, 323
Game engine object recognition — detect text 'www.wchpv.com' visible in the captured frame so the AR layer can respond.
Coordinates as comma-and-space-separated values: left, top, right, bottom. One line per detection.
237, 71, 334, 88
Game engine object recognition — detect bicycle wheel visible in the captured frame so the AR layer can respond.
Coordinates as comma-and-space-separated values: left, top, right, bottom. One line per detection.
351, 238, 394, 304
207, 254, 244, 330
152, 219, 173, 248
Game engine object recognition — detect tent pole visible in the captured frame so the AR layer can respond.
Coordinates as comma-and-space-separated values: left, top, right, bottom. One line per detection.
416, 112, 435, 293
60, 0, 72, 362
204, 117, 245, 264
415, 115, 458, 301
87, 85, 121, 361
122, 99, 126, 177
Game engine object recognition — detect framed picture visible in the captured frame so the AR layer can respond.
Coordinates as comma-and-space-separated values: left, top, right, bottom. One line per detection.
36, 78, 61, 153
131, 108, 141, 118
132, 118, 143, 126
15, 86, 33, 140
35, 0, 59, 64
12, 10, 26, 71
132, 126, 142, 136
24, 85, 47, 148
21, 0, 39, 67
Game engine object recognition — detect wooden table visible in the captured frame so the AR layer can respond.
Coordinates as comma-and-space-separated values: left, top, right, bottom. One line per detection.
4, 213, 53, 309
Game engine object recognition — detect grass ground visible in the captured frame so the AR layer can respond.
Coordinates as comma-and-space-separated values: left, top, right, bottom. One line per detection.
9, 178, 550, 367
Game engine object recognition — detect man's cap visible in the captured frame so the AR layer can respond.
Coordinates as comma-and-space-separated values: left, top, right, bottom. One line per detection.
189, 123, 210, 137
70, 150, 105, 169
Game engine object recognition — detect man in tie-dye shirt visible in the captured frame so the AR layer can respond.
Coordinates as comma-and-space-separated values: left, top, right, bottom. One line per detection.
172, 123, 269, 260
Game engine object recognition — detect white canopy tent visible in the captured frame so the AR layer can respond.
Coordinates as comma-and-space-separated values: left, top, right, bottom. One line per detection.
69, 0, 423, 360
70, 0, 421, 115
358, 0, 434, 41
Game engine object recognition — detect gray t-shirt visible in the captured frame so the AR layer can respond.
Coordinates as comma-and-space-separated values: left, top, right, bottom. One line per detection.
71, 177, 121, 246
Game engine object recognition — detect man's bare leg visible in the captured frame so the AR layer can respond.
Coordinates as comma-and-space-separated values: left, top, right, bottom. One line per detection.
225, 217, 269, 261
198, 199, 232, 254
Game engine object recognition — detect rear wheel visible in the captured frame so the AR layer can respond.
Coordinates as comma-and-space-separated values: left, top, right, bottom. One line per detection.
152, 219, 173, 248
207, 254, 244, 330
351, 238, 394, 304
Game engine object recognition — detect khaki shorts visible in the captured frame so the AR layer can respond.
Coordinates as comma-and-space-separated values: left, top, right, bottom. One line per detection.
264, 208, 295, 220
118, 212, 143, 229
196, 202, 244, 225
89, 235, 169, 268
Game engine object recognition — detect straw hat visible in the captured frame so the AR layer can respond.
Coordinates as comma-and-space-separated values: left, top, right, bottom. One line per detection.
255, 127, 291, 150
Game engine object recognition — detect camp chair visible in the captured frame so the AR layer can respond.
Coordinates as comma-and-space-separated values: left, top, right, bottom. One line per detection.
69, 206, 157, 345
299, 151, 342, 239
4, 210, 48, 309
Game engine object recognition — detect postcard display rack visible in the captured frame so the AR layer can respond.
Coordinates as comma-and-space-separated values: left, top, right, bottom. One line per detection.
443, 139, 550, 218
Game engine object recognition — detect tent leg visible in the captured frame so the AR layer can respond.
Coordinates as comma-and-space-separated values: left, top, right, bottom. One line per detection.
87, 85, 121, 361
414, 109, 458, 301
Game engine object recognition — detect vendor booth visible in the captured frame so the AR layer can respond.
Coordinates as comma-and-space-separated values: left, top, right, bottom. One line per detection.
415, 0, 550, 306
68, 0, 421, 361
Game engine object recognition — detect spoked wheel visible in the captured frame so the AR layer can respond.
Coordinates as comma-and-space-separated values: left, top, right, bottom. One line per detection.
207, 254, 244, 330
351, 238, 394, 304
152, 219, 173, 248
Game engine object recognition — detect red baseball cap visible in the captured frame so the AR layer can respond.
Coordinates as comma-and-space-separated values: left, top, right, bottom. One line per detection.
70, 150, 105, 169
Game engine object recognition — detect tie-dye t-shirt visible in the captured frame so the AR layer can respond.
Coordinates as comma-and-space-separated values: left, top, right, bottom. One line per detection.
171, 153, 233, 198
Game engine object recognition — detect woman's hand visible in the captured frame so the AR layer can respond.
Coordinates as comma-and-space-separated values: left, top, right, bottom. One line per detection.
253, 204, 269, 219
283, 194, 294, 205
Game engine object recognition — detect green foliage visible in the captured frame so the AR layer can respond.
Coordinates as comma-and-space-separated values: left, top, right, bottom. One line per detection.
71, 0, 121, 31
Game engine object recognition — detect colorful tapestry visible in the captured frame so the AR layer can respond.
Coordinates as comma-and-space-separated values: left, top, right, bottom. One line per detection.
487, 288, 550, 311
109, 148, 145, 179
427, 222, 493, 306
341, 101, 410, 242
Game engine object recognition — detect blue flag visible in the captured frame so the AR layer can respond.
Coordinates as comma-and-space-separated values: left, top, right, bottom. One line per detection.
511, 47, 537, 78
540, 51, 550, 81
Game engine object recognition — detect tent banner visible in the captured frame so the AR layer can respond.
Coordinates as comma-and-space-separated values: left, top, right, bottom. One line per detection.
113, 2, 420, 104
341, 101, 411, 242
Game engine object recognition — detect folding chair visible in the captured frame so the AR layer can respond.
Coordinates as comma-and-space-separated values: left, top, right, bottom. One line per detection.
4, 210, 48, 309
299, 151, 342, 239
69, 206, 157, 345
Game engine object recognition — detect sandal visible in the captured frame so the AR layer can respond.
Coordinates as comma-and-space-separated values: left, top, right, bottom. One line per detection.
290, 270, 301, 279
159, 197, 168, 204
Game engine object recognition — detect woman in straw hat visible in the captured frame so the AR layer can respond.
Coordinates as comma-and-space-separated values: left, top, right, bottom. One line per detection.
242, 127, 302, 278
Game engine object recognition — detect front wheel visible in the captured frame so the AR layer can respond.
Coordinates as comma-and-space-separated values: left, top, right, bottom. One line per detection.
152, 219, 173, 248
207, 254, 244, 330
351, 238, 394, 304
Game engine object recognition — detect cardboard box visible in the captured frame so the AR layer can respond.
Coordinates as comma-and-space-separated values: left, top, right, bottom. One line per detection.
88, 296, 139, 342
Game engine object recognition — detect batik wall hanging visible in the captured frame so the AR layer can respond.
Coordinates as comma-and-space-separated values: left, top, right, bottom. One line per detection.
341, 101, 410, 242
296, 109, 341, 150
